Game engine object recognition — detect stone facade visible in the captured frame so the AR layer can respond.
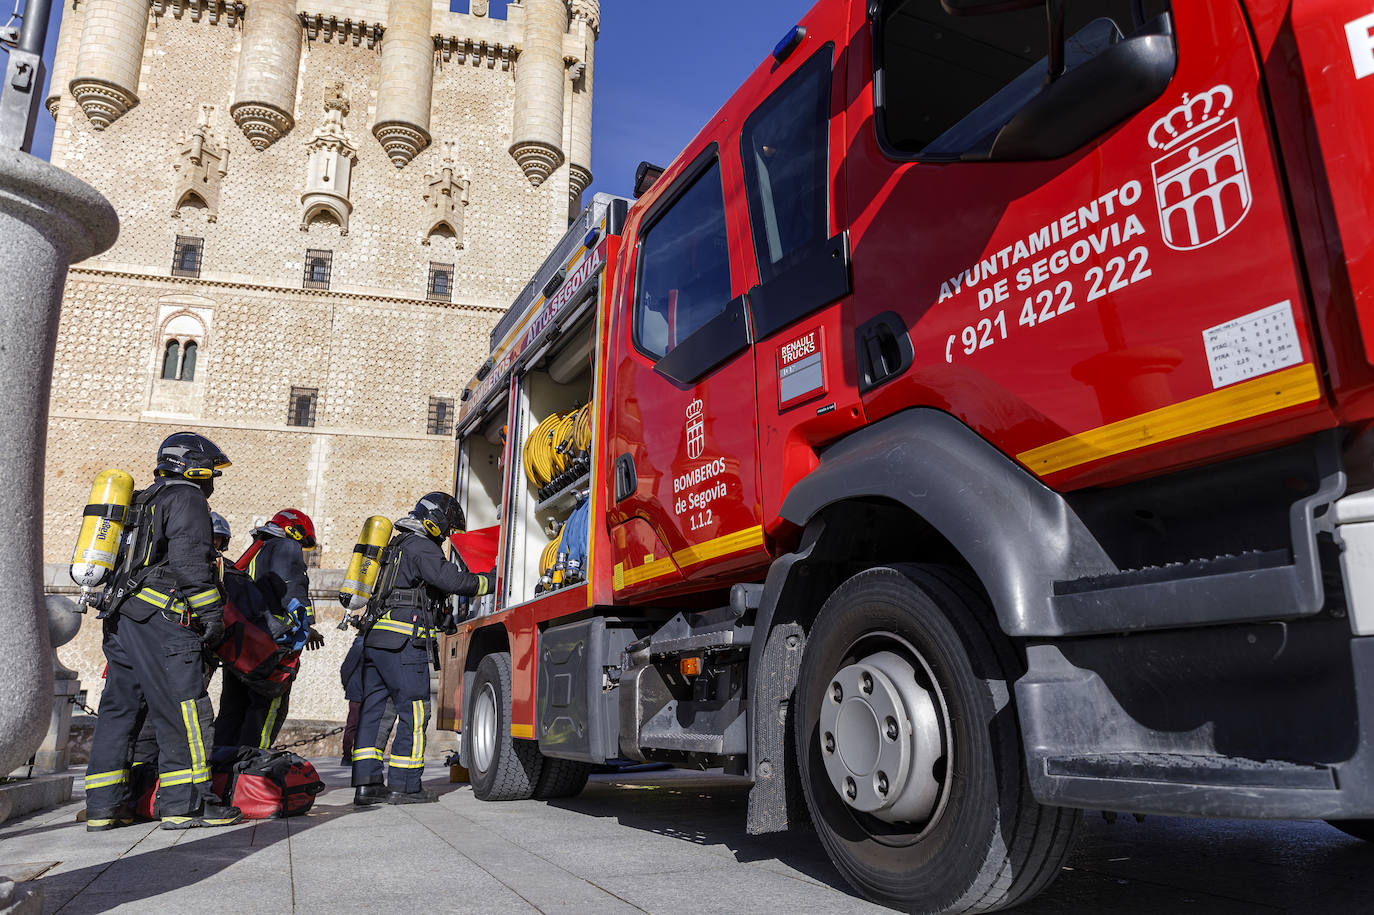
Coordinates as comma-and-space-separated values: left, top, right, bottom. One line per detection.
44, 0, 598, 719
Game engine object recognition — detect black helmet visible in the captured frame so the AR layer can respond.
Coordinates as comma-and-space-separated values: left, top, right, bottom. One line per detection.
412, 491, 464, 538
155, 432, 231, 481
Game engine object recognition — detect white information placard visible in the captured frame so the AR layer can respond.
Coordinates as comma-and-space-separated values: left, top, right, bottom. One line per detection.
1202, 300, 1302, 388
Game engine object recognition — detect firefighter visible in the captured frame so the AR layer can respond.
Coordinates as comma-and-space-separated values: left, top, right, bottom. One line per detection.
210, 512, 231, 554
83, 432, 241, 831
212, 509, 325, 759
351, 492, 493, 805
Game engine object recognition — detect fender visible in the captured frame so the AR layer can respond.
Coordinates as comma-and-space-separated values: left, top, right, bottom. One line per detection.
777, 408, 1114, 638
743, 408, 1111, 834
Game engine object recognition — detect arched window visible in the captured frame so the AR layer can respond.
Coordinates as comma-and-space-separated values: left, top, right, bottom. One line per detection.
162, 340, 180, 380
181, 341, 198, 381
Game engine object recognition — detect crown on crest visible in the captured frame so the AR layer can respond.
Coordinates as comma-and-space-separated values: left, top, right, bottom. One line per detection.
686, 399, 704, 420
1148, 84, 1233, 151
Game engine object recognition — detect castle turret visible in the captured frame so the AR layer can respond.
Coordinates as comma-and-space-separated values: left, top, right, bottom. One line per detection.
567, 0, 598, 207
509, 0, 567, 186
373, 0, 434, 168
69, 0, 149, 129
231, 0, 303, 150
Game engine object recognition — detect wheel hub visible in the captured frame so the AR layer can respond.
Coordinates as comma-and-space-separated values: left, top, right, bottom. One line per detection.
472, 683, 498, 773
818, 650, 943, 823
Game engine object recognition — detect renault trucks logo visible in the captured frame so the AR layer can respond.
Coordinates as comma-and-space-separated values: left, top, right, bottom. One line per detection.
685, 399, 704, 460
1148, 84, 1251, 251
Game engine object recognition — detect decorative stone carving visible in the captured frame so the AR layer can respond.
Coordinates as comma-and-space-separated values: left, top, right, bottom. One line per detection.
569, 0, 600, 34
471, 0, 488, 15
422, 143, 470, 246
568, 163, 592, 204
510, 141, 563, 188
300, 82, 357, 234
69, 80, 138, 131
232, 104, 293, 151
172, 106, 229, 221
375, 123, 429, 169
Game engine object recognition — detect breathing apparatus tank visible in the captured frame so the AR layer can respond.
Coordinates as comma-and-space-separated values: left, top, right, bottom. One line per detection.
339, 515, 394, 612
69, 469, 135, 605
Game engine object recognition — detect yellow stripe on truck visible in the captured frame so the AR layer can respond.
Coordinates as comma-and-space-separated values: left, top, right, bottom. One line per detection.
1017, 363, 1322, 477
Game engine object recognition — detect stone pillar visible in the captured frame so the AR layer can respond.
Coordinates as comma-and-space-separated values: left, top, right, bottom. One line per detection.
29, 597, 85, 775
567, 0, 597, 210
232, 0, 304, 150
69, 0, 149, 129
373, 0, 433, 168
44, 0, 87, 120
0, 147, 117, 779
510, 0, 567, 186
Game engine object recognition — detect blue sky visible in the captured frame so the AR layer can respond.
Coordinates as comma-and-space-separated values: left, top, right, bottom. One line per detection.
29, 0, 814, 201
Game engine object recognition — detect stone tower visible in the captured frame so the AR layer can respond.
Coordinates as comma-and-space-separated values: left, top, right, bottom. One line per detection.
42, 0, 599, 717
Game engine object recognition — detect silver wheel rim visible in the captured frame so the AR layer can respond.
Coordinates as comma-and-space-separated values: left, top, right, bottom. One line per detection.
472, 682, 498, 773
818, 643, 949, 826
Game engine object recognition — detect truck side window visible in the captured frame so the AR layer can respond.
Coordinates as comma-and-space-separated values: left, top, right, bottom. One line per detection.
634, 158, 732, 360
741, 47, 831, 285
874, 0, 1171, 160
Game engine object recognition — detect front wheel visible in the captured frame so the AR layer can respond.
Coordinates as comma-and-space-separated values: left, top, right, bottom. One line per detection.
467, 652, 544, 801
794, 565, 1078, 914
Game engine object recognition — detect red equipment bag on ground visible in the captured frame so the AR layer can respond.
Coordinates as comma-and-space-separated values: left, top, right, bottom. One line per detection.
135, 749, 324, 820
219, 748, 324, 818
214, 566, 300, 697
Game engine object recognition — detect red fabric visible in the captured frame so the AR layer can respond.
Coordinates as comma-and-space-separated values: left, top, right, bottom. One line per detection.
450, 525, 499, 572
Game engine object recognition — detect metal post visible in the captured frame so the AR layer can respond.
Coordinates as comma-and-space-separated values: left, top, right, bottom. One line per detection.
0, 0, 52, 152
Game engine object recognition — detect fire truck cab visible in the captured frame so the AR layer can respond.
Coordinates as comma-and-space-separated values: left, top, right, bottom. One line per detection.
443, 2, 1374, 911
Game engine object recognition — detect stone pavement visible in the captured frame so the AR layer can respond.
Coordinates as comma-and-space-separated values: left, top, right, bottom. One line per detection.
2, 762, 1373, 913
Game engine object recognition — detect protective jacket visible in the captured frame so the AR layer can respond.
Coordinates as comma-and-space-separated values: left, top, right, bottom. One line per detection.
364, 530, 488, 650
110, 477, 223, 623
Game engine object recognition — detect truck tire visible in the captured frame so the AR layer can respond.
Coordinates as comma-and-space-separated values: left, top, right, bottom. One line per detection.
794, 565, 1078, 914
532, 757, 592, 799
468, 652, 544, 801
1327, 819, 1374, 842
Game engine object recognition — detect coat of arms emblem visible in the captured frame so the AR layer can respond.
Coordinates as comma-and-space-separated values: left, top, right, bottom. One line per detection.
1149, 84, 1251, 251
685, 399, 705, 461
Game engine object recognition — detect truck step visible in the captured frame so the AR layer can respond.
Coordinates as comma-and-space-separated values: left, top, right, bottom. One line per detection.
1049, 549, 1310, 635
637, 699, 747, 756
1044, 752, 1334, 790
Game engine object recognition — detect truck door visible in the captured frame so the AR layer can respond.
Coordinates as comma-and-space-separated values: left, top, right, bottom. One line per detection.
607, 144, 767, 599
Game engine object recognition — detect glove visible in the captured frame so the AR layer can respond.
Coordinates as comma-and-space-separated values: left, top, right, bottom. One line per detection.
306, 626, 325, 651
199, 612, 226, 649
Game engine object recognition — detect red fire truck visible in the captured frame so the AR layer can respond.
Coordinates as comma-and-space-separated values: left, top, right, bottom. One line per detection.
440, 2, 1374, 910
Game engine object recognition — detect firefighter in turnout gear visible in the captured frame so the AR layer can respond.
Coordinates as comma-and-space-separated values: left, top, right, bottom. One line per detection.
212, 509, 324, 759
351, 492, 494, 805
83, 432, 242, 830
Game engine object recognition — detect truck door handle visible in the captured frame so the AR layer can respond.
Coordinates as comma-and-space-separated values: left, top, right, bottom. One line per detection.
614, 453, 636, 502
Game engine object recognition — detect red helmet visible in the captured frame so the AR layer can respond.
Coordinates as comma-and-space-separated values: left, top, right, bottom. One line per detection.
271, 509, 316, 549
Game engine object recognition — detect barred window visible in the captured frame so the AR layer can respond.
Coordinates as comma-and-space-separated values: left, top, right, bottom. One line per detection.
287, 386, 318, 427
172, 236, 203, 278
303, 249, 333, 290
428, 396, 455, 436
428, 262, 454, 302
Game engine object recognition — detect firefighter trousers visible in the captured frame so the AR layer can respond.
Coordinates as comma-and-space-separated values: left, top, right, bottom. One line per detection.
84, 612, 216, 818
212, 673, 290, 761
350, 640, 430, 794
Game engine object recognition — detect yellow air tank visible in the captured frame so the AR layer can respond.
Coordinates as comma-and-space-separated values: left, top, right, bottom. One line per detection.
70, 469, 135, 590
339, 515, 394, 610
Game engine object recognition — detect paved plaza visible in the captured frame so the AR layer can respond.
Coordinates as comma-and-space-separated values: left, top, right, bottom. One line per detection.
2, 763, 1373, 913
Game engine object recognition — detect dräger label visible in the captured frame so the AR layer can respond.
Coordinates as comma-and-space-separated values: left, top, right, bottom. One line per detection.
778, 326, 826, 408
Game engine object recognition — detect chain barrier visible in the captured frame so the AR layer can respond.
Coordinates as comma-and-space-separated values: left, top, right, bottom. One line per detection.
68, 696, 347, 752
271, 724, 344, 752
